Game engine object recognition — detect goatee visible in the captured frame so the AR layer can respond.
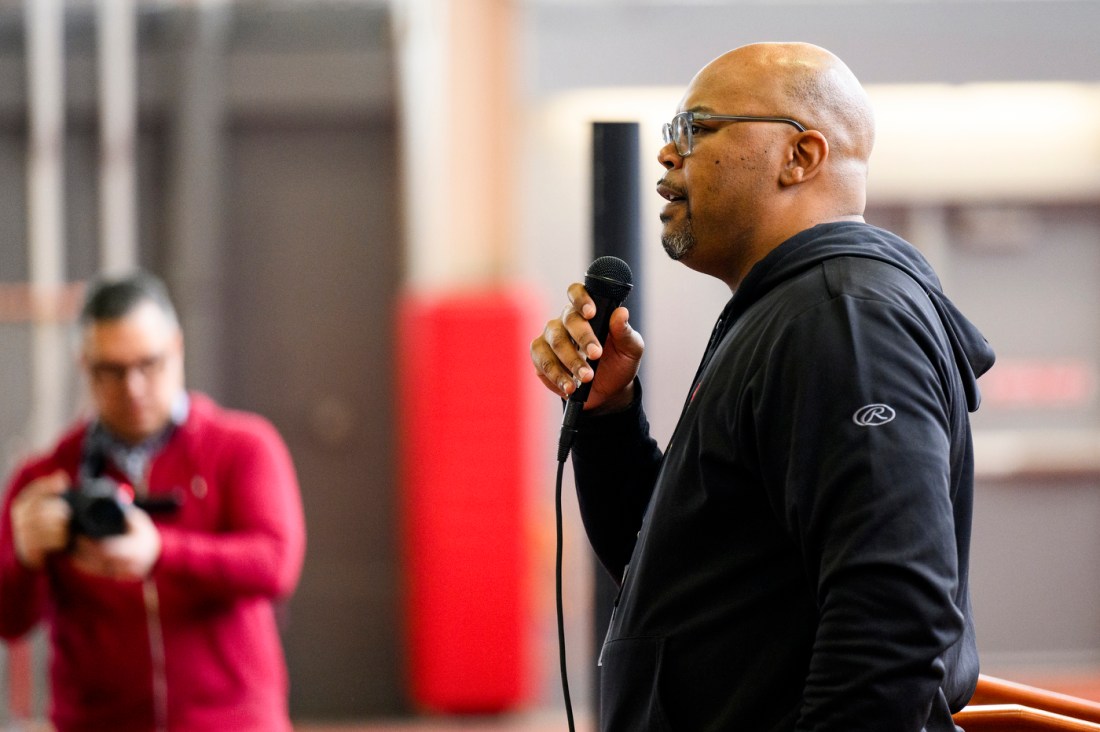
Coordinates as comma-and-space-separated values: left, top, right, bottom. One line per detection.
661, 228, 695, 261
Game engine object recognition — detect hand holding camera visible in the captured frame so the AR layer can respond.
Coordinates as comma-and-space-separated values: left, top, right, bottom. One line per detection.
11, 470, 71, 571
12, 471, 171, 579
70, 501, 162, 581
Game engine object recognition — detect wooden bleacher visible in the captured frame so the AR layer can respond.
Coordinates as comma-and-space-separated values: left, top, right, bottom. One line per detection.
954, 675, 1100, 731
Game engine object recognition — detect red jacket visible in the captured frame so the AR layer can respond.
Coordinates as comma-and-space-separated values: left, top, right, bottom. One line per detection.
0, 393, 306, 732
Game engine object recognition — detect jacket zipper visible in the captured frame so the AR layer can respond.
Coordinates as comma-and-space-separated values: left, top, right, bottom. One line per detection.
143, 579, 168, 732
598, 563, 629, 667
136, 471, 169, 732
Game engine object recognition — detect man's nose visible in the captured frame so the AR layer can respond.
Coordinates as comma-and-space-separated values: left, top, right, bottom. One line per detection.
657, 140, 683, 170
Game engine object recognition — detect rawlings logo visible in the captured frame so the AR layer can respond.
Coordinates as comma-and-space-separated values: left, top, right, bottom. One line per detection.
852, 404, 896, 427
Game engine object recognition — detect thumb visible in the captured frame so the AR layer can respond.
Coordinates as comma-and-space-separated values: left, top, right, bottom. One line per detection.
22, 470, 71, 499
608, 307, 644, 360
40, 470, 72, 495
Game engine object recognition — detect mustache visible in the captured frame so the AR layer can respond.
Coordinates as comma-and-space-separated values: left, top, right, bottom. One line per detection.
657, 177, 686, 199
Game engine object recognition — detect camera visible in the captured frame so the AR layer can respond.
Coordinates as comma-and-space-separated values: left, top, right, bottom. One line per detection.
63, 476, 129, 538
63, 476, 183, 539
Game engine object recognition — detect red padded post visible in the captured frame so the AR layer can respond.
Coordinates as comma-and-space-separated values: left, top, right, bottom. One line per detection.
397, 289, 533, 713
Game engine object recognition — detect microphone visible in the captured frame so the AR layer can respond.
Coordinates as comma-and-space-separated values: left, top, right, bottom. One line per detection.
557, 256, 633, 461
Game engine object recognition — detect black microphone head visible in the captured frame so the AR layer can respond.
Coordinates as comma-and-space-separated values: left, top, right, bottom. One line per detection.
584, 256, 633, 302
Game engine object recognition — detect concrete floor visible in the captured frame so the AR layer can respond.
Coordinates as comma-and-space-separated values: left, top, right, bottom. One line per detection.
294, 710, 590, 732
5, 712, 588, 732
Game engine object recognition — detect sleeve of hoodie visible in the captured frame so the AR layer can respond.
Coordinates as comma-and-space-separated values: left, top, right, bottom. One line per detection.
755, 291, 965, 732
0, 464, 53, 639
570, 380, 664, 583
155, 415, 306, 601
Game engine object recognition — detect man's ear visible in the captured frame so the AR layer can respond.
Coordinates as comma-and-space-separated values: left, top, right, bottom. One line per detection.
779, 130, 829, 186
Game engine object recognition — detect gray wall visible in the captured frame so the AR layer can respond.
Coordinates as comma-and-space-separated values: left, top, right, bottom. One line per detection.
522, 0, 1100, 92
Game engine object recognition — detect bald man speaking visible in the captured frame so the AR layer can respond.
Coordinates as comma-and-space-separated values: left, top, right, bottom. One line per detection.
531, 42, 995, 731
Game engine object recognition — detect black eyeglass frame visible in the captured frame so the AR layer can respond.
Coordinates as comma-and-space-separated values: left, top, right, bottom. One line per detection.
662, 111, 807, 157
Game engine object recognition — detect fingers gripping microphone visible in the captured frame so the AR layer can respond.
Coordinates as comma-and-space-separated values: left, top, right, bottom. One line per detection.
569, 256, 634, 404
557, 256, 633, 462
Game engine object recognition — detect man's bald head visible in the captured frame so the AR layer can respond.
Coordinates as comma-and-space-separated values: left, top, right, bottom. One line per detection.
692, 42, 875, 170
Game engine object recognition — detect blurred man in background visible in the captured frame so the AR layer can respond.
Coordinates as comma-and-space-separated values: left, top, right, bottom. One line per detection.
0, 270, 306, 732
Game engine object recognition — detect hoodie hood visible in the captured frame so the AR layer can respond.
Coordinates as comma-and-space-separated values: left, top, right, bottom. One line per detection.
724, 221, 995, 412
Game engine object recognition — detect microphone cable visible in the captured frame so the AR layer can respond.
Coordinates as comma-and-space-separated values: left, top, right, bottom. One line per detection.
555, 399, 583, 732
555, 456, 577, 732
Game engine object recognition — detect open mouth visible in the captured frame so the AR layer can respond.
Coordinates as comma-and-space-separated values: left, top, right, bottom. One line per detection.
657, 180, 686, 204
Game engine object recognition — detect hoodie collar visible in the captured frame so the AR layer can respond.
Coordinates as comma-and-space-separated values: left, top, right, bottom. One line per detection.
709, 221, 995, 411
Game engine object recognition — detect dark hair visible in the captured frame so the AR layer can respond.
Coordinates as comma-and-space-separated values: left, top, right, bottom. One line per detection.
79, 270, 179, 328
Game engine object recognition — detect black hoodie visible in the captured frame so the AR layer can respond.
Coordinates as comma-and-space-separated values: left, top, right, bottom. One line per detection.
572, 221, 995, 731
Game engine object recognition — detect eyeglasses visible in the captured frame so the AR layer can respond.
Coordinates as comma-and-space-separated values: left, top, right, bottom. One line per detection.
662, 111, 807, 157
88, 353, 168, 386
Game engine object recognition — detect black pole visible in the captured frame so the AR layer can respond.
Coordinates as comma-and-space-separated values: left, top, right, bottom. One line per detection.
590, 121, 643, 728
